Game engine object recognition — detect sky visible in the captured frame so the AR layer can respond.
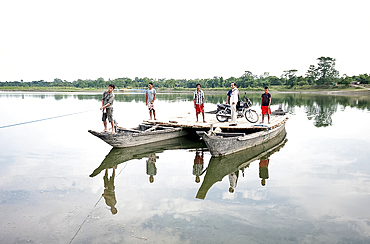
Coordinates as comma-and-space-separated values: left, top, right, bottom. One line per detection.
0, 0, 369, 82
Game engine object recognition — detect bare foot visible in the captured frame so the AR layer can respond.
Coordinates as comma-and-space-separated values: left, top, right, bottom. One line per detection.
203, 120, 207, 123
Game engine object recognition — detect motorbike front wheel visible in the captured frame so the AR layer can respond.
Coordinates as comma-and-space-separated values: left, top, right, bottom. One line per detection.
216, 109, 230, 122
245, 110, 259, 123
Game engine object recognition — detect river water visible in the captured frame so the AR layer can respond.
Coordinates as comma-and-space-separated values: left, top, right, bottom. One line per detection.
0, 91, 370, 243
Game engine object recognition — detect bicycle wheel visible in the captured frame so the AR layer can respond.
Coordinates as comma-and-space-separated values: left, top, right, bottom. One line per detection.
245, 110, 259, 123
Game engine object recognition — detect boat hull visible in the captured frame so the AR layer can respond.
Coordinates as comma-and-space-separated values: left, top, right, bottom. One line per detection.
201, 123, 286, 157
89, 127, 188, 148
196, 131, 287, 199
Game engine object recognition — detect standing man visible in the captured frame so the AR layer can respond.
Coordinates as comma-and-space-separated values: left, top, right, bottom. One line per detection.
261, 86, 271, 124
229, 82, 239, 126
193, 84, 206, 123
146, 82, 156, 120
226, 89, 232, 104
101, 84, 115, 134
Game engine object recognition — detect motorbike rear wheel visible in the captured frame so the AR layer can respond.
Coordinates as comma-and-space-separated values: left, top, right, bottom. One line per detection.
245, 110, 259, 123
216, 109, 230, 122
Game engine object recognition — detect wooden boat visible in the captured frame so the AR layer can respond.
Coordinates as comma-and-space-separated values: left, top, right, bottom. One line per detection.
196, 129, 287, 199
88, 123, 188, 148
90, 136, 206, 177
197, 115, 288, 157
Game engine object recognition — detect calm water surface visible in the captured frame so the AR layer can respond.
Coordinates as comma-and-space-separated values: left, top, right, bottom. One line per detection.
0, 91, 370, 243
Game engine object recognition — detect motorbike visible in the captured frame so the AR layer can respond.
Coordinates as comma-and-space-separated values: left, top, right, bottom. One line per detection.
216, 96, 259, 123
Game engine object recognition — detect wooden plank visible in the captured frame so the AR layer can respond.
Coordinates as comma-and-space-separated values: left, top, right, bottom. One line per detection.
143, 113, 288, 132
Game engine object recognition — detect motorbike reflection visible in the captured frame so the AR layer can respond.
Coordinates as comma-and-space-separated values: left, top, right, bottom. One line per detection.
196, 128, 287, 199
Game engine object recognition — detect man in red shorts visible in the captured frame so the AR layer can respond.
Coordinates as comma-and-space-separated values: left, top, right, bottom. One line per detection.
193, 84, 206, 123
261, 86, 271, 124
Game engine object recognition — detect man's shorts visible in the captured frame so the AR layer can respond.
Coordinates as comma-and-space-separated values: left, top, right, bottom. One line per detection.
148, 102, 155, 111
195, 104, 204, 114
102, 107, 113, 123
261, 106, 271, 115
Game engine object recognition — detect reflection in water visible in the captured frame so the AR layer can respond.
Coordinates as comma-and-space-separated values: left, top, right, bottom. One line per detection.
89, 137, 206, 177
196, 128, 287, 199
193, 149, 204, 183
259, 158, 269, 186
228, 171, 239, 193
102, 166, 118, 214
146, 154, 158, 183
90, 137, 207, 209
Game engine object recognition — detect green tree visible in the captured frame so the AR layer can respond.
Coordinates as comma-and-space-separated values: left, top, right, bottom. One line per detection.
240, 71, 255, 87
305, 65, 318, 85
315, 57, 339, 85
354, 74, 370, 84
339, 74, 352, 87
282, 70, 298, 87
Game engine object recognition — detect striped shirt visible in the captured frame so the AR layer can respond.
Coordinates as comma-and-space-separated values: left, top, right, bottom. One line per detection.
193, 90, 205, 105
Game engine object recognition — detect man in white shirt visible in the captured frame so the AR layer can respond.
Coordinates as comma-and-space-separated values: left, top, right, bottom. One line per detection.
229, 82, 239, 126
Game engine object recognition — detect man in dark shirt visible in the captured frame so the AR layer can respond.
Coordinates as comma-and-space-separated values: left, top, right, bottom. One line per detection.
261, 86, 271, 123
226, 89, 232, 104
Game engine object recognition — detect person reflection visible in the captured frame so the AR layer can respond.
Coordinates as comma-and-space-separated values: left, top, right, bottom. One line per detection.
193, 149, 204, 183
146, 154, 157, 183
259, 156, 269, 186
228, 170, 239, 193
102, 165, 118, 215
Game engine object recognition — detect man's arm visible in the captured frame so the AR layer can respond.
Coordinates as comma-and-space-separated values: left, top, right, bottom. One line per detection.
145, 93, 148, 105
268, 96, 271, 107
101, 102, 110, 110
152, 93, 156, 103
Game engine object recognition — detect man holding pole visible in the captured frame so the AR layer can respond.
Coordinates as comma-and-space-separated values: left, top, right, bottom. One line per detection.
101, 84, 115, 134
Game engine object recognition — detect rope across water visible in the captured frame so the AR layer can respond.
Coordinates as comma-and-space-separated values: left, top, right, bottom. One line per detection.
0, 109, 96, 129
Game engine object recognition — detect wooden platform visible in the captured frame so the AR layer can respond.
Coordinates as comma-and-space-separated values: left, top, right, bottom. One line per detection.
143, 111, 288, 131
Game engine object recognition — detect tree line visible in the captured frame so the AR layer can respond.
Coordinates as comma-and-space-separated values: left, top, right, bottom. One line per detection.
1, 57, 369, 89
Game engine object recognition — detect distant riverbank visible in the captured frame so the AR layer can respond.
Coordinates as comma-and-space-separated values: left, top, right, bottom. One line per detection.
1, 85, 369, 96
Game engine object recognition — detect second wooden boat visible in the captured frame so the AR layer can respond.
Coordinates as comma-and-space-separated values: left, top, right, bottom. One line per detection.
198, 115, 288, 157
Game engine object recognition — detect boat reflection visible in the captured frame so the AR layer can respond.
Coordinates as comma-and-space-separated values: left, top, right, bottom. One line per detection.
90, 137, 206, 214
90, 137, 206, 178
196, 128, 287, 200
